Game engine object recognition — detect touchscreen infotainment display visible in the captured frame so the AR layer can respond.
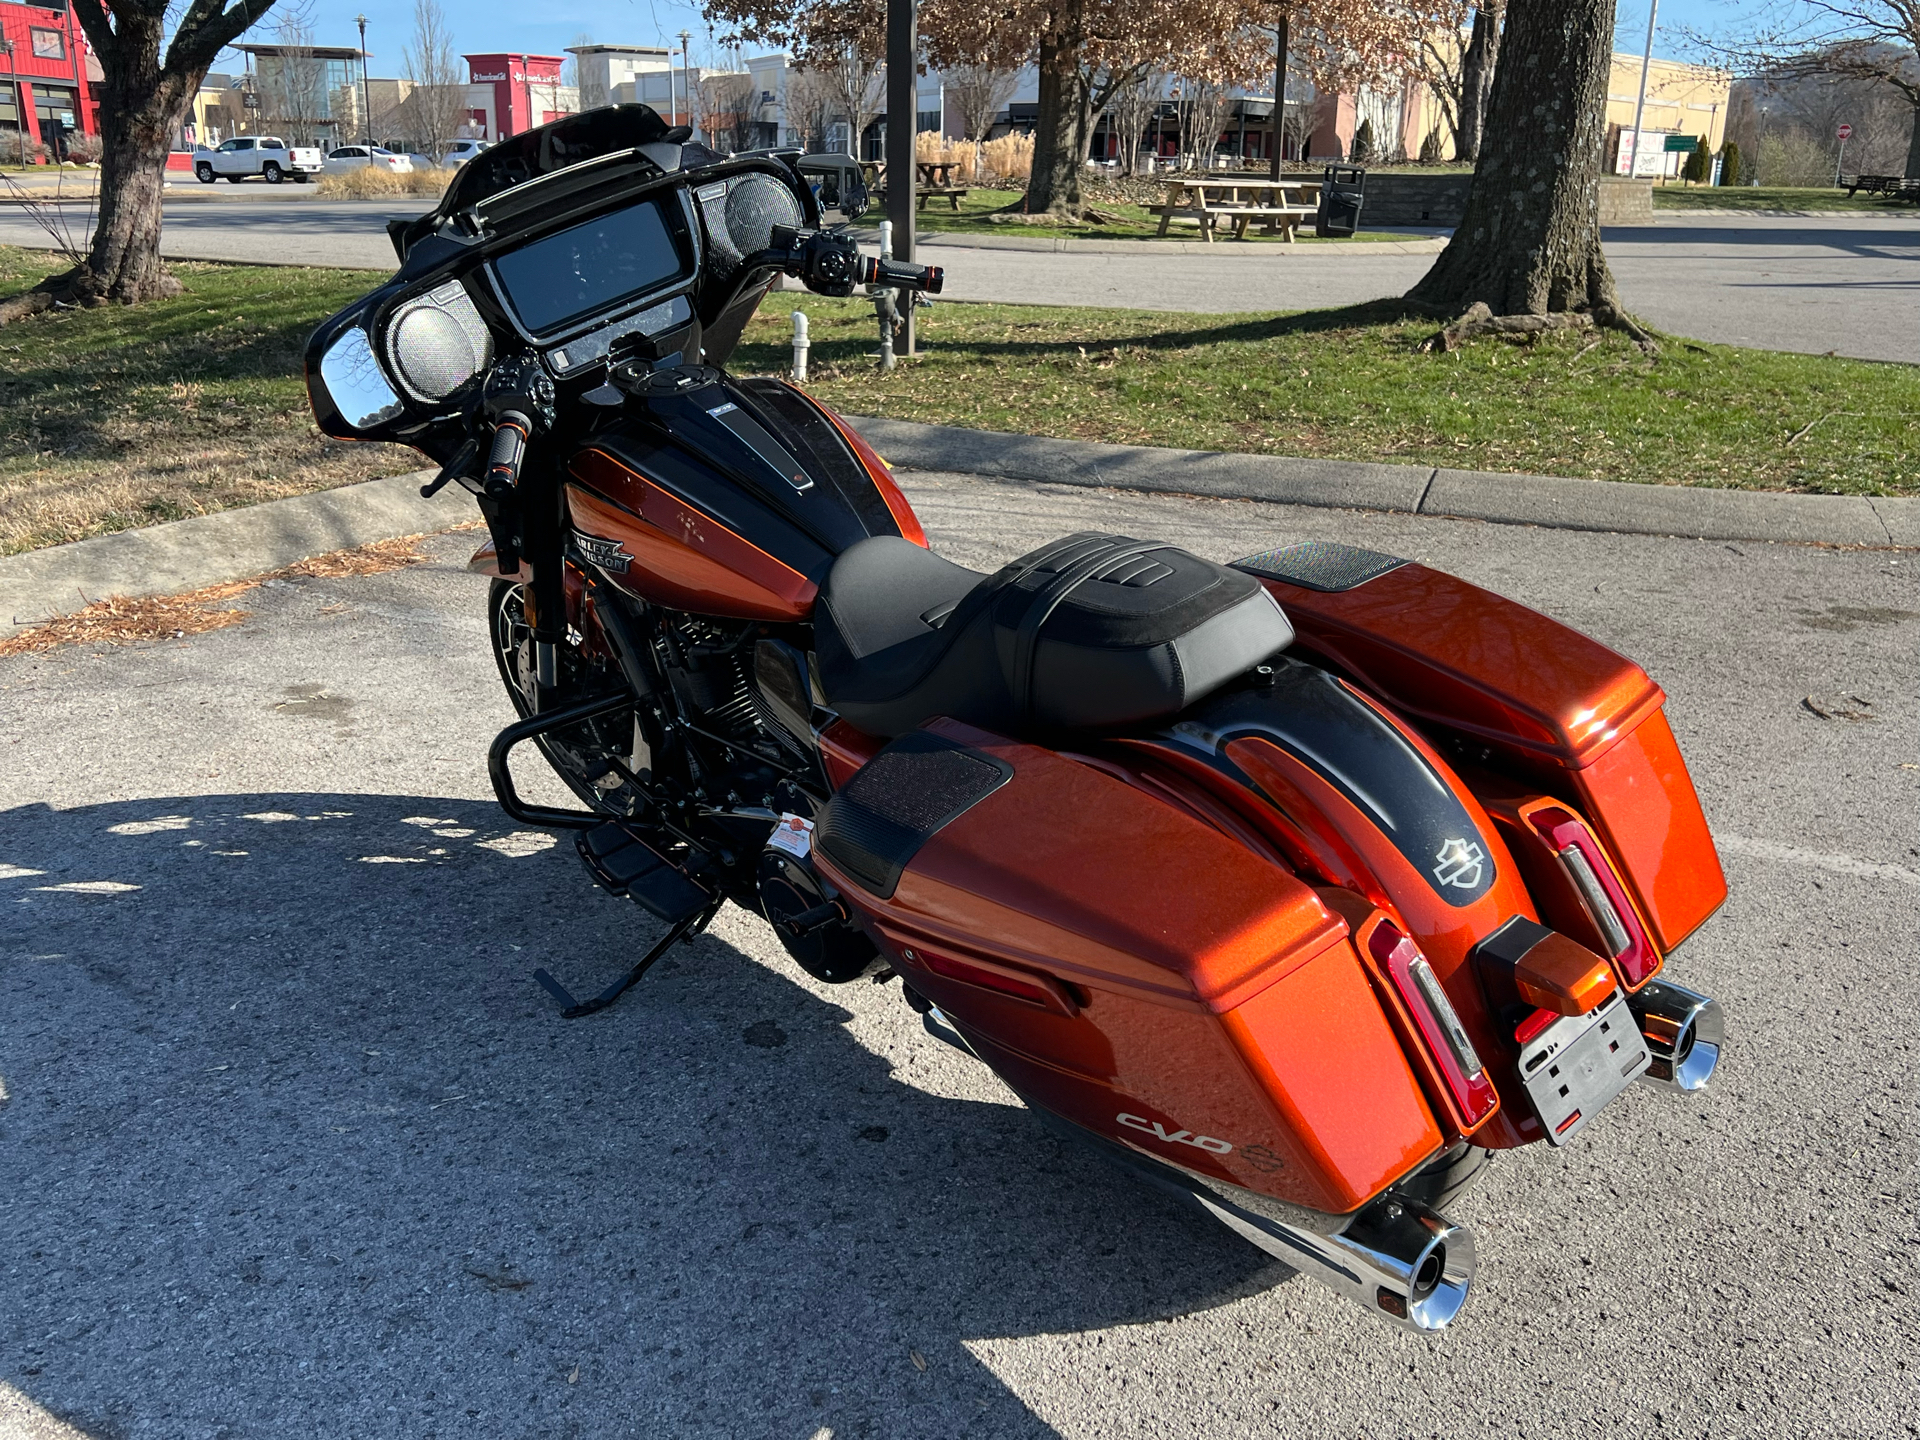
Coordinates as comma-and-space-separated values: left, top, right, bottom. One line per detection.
491, 198, 688, 337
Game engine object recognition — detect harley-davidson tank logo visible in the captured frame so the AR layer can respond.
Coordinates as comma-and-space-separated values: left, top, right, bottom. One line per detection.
1117, 1112, 1233, 1155
572, 530, 632, 574
1431, 837, 1488, 890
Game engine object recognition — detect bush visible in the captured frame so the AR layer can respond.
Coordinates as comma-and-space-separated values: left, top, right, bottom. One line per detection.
1682, 138, 1710, 183
912, 131, 1032, 185
1755, 130, 1834, 188
1351, 118, 1375, 165
315, 165, 455, 199
1418, 128, 1443, 163
63, 132, 102, 165
1717, 140, 1741, 187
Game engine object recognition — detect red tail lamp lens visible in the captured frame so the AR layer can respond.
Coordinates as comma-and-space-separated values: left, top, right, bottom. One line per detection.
1367, 922, 1499, 1127
1529, 808, 1661, 987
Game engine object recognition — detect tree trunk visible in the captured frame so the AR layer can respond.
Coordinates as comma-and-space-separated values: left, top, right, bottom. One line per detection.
1407, 0, 1623, 318
72, 10, 195, 307
1906, 101, 1920, 179
1026, 0, 1086, 218
1456, 6, 1501, 165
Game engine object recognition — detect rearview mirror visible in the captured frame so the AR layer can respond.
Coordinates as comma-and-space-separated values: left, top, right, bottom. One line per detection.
316, 326, 402, 431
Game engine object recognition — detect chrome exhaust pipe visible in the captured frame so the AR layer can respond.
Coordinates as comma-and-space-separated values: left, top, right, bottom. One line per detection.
1628, 978, 1724, 1090
1190, 1184, 1476, 1332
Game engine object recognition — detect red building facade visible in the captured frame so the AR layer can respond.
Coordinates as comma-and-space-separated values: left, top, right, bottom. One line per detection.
462, 52, 565, 141
0, 0, 95, 160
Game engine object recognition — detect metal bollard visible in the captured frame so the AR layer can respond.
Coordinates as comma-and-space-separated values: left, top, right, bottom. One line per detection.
791, 310, 810, 382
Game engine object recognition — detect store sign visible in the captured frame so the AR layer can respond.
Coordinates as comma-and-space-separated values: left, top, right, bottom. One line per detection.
472, 71, 507, 82
30, 28, 65, 60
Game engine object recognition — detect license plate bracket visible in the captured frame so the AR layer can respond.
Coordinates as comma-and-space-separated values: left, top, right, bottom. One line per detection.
1517, 992, 1650, 1146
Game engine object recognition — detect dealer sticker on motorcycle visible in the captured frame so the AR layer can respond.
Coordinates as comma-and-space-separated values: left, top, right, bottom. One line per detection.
769, 813, 814, 859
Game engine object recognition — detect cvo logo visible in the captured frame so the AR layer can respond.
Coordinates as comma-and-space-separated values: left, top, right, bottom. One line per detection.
1117, 1113, 1233, 1154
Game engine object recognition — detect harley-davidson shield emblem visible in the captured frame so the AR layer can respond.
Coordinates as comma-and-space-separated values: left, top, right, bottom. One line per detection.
1431, 837, 1487, 890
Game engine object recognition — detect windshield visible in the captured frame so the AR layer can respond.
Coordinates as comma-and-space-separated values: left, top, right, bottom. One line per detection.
490, 196, 688, 337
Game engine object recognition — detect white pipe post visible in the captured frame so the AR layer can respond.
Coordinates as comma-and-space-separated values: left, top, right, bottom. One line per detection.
1629, 0, 1661, 180
791, 310, 810, 382
877, 219, 893, 260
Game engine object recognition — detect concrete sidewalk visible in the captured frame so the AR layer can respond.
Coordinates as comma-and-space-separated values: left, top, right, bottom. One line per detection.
4, 423, 1911, 636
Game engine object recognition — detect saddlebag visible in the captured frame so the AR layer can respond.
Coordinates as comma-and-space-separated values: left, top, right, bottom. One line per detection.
810, 717, 1446, 1215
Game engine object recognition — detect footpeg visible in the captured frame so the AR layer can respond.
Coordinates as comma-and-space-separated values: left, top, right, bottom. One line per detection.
576, 823, 710, 923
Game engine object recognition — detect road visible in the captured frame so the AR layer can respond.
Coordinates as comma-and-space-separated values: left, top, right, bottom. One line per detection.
2, 475, 1915, 1439
2, 198, 1915, 361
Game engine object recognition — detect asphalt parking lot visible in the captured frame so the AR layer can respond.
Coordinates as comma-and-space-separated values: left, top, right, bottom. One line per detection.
2, 474, 1916, 1438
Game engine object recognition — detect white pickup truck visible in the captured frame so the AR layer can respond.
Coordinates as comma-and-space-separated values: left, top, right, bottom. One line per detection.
191, 136, 324, 185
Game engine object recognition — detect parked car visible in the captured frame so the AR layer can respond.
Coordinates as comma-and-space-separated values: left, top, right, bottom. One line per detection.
322, 145, 413, 175
192, 136, 323, 184
439, 139, 491, 167
403, 152, 435, 172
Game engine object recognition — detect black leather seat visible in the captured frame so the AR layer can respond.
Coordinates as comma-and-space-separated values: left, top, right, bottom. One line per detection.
814, 532, 1293, 738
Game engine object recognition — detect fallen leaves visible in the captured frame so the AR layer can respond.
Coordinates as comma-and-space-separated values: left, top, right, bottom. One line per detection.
0, 533, 435, 658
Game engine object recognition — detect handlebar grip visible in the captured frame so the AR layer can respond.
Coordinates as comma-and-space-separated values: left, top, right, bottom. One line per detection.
486, 413, 530, 489
865, 257, 945, 294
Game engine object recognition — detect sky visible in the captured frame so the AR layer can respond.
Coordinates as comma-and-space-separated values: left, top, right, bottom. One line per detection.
214, 0, 1745, 83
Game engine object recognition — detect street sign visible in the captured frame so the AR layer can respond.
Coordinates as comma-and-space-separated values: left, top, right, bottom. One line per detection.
243, 92, 260, 109
1837, 123, 1853, 140
1663, 134, 1698, 152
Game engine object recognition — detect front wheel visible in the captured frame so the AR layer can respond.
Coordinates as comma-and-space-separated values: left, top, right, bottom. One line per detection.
263, 162, 283, 184
487, 579, 638, 812
195, 163, 214, 184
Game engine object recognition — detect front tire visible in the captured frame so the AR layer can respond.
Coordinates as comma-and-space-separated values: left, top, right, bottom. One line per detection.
195, 163, 215, 183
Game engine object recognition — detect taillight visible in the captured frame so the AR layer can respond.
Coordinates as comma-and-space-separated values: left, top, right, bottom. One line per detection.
1367, 923, 1499, 1126
1529, 808, 1661, 987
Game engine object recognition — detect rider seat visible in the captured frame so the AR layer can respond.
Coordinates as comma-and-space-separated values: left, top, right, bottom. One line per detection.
814, 532, 1294, 738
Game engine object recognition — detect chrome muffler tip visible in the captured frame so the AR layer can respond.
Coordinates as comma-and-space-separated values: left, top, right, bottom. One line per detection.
1334, 1198, 1477, 1332
1628, 978, 1724, 1091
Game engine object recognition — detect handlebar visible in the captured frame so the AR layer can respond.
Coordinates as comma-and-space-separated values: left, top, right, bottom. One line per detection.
749, 228, 944, 299
486, 412, 531, 490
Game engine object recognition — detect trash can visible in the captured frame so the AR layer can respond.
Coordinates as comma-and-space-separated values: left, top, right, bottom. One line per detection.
1317, 165, 1365, 238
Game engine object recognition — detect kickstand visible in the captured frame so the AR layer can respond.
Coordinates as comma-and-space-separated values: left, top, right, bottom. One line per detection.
532, 902, 720, 1019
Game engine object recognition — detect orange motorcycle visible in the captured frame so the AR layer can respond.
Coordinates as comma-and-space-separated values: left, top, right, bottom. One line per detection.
306, 106, 1727, 1332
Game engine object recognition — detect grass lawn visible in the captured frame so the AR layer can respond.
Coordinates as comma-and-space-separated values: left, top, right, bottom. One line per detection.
1651, 185, 1920, 214
0, 247, 417, 557
739, 295, 1920, 498
912, 187, 1415, 244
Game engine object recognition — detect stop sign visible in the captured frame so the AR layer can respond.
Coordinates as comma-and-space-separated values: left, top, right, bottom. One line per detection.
1838, 123, 1854, 140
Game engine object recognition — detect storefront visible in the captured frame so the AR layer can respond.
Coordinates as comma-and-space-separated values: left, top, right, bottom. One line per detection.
0, 0, 96, 161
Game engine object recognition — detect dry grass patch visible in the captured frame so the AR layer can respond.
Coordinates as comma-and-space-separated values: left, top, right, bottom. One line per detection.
315, 166, 454, 200
0, 247, 420, 555
0, 532, 437, 657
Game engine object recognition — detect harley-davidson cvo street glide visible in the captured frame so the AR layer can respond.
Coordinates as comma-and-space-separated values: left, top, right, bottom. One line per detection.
305, 105, 1728, 1333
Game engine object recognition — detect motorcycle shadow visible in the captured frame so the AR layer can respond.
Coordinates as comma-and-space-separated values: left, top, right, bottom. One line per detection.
0, 792, 1299, 1440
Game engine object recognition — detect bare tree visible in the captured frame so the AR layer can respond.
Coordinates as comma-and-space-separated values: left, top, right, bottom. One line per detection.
699, 72, 758, 152
1175, 73, 1233, 168
0, 0, 281, 320
1688, 0, 1920, 177
404, 0, 465, 160
259, 0, 329, 146
945, 59, 1021, 141
1107, 65, 1165, 172
785, 63, 838, 149
1456, 2, 1501, 162
808, 41, 887, 158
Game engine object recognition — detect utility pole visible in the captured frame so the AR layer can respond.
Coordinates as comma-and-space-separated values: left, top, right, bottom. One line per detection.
678, 30, 693, 139
1270, 9, 1288, 181
1628, 0, 1660, 179
886, 0, 916, 356
0, 40, 21, 166
356, 14, 372, 146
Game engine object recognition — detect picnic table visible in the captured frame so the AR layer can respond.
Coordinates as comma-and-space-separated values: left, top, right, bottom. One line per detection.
1147, 177, 1322, 242
915, 160, 970, 210
1843, 174, 1920, 201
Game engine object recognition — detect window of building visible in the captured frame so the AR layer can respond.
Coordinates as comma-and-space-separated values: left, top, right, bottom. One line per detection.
31, 29, 66, 62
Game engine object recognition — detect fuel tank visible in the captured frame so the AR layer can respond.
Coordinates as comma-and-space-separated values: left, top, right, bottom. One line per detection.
564, 377, 924, 621
806, 718, 1447, 1216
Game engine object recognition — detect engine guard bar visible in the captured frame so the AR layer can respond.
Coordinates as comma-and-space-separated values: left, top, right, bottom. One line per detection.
487, 692, 633, 830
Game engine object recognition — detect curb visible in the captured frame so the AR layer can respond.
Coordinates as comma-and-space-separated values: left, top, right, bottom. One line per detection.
0, 468, 444, 633
845, 417, 1918, 548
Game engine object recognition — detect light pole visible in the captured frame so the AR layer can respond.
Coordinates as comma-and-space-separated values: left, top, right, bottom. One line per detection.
0, 40, 21, 167
678, 30, 693, 139
1627, 0, 1660, 179
355, 14, 372, 146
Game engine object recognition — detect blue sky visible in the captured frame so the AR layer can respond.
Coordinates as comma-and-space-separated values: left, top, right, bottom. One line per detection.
217, 0, 1736, 82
